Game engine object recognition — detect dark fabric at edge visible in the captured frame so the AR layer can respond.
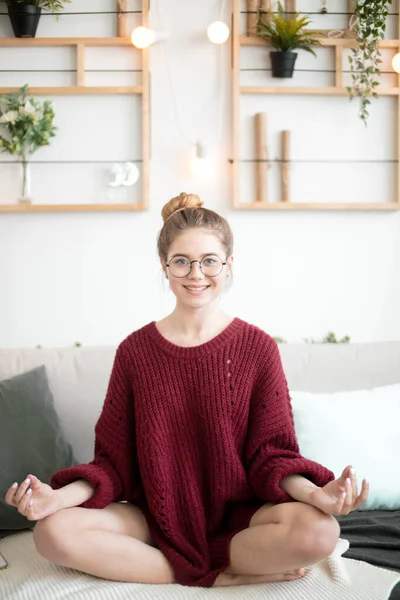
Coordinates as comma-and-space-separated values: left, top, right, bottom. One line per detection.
337, 509, 400, 600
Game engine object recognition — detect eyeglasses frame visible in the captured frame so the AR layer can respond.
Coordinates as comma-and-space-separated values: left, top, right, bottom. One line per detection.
166, 254, 228, 278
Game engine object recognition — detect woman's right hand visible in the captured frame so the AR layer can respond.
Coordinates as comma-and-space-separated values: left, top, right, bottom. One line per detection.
5, 474, 63, 521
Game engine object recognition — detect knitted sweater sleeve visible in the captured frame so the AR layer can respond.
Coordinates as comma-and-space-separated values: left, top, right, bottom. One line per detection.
51, 344, 140, 509
244, 337, 334, 504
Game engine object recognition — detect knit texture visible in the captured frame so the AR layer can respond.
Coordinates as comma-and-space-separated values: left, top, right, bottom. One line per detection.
51, 318, 334, 587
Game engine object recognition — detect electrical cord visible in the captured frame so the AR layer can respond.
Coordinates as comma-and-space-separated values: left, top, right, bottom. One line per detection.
153, 0, 228, 154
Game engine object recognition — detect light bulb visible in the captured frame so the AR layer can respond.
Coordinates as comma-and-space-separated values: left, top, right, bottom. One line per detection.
207, 21, 230, 44
392, 52, 400, 74
189, 142, 209, 177
190, 156, 207, 177
131, 26, 156, 49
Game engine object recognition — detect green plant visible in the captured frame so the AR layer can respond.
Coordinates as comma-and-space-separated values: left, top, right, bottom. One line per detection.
0, 0, 71, 13
304, 332, 351, 344
273, 336, 287, 344
347, 0, 392, 125
0, 84, 56, 197
254, 1, 321, 55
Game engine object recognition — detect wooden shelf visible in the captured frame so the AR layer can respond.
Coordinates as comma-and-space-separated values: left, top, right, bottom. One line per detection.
241, 86, 400, 96
0, 37, 133, 47
231, 0, 400, 210
0, 0, 150, 211
240, 36, 400, 49
0, 86, 143, 95
0, 203, 147, 213
233, 202, 400, 211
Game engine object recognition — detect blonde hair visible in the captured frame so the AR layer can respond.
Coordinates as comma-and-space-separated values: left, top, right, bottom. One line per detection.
157, 192, 234, 261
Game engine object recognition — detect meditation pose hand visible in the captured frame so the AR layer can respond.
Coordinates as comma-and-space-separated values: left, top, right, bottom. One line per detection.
308, 465, 369, 516
5, 474, 63, 521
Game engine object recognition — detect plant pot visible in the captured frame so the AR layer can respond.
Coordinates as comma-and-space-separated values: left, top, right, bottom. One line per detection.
8, 4, 42, 38
270, 51, 298, 78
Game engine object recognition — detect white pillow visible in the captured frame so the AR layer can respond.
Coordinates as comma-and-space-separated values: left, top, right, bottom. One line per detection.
290, 385, 400, 510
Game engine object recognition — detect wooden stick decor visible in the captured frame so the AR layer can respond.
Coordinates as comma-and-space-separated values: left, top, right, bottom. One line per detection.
254, 113, 268, 203
247, 0, 259, 36
260, 0, 271, 20
76, 44, 85, 87
116, 0, 127, 38
281, 130, 291, 203
285, 0, 296, 20
347, 0, 357, 30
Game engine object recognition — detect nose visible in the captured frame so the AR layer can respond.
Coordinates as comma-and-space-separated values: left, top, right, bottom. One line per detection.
188, 261, 204, 279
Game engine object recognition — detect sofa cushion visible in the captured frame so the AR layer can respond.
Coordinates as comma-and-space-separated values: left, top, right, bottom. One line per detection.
291, 385, 400, 510
0, 367, 77, 533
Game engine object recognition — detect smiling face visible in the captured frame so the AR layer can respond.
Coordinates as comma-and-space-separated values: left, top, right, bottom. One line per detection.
161, 228, 233, 311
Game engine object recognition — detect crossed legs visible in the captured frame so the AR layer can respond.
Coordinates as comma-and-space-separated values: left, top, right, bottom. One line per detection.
33, 500, 340, 586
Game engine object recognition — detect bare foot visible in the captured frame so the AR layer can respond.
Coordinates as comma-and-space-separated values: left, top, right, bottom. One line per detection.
213, 568, 306, 587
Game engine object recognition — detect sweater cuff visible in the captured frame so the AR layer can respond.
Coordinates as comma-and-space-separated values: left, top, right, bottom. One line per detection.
51, 461, 123, 509
264, 459, 335, 504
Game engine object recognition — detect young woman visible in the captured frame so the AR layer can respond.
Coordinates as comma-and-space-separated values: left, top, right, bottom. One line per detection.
6, 193, 369, 588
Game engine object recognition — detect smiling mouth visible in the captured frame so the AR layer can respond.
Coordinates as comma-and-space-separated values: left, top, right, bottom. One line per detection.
183, 286, 210, 292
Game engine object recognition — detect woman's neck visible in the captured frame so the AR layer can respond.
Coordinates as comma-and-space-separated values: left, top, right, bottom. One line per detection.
157, 306, 233, 346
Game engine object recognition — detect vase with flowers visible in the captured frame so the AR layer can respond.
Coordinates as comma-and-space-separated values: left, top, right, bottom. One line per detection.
0, 84, 57, 204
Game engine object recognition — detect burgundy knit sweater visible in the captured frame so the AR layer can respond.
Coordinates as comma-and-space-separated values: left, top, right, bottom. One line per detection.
51, 318, 334, 587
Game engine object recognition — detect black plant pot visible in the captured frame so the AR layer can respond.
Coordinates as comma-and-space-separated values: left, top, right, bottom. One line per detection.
8, 4, 42, 38
270, 51, 298, 78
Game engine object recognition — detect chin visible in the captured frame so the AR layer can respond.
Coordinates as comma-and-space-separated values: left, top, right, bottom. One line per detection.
179, 293, 219, 310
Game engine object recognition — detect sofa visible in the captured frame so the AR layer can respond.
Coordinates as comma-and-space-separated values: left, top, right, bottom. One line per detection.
0, 340, 399, 600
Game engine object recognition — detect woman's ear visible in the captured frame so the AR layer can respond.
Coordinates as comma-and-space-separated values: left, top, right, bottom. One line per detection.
160, 258, 168, 279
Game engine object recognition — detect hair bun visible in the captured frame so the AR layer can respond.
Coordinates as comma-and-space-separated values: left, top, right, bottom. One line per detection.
161, 192, 204, 223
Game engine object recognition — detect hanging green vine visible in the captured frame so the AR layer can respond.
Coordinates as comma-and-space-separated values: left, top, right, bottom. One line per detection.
347, 0, 392, 125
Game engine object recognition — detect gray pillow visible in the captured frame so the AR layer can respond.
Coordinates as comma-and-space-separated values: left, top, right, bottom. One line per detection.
0, 366, 77, 534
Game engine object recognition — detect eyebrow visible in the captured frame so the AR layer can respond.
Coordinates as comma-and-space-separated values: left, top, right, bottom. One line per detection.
169, 252, 220, 259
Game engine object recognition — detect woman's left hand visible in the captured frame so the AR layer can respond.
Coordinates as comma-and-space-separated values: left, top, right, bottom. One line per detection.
308, 465, 369, 516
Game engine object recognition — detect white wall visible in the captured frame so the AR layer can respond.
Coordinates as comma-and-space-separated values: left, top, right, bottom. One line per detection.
1, 0, 399, 348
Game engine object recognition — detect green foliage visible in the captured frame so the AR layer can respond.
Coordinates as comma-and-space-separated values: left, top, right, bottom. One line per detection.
253, 1, 321, 56
0, 84, 56, 162
273, 336, 287, 344
347, 0, 392, 125
0, 0, 71, 13
304, 332, 351, 344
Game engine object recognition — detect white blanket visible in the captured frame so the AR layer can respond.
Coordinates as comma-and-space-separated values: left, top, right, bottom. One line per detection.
0, 532, 399, 600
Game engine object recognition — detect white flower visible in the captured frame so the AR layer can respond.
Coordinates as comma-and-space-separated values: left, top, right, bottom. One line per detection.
19, 102, 39, 118
0, 110, 19, 125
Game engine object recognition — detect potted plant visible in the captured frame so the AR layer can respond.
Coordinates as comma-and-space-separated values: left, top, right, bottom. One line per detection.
0, 0, 71, 38
347, 0, 392, 125
253, 1, 321, 78
0, 84, 57, 203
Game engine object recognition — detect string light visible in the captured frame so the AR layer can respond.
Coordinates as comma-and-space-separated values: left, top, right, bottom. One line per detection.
131, 26, 156, 49
189, 141, 209, 177
207, 21, 230, 44
392, 52, 400, 74
131, 26, 169, 49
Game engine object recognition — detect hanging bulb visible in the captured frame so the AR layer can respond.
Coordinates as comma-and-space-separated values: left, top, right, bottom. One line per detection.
131, 26, 156, 49
392, 52, 400, 74
207, 21, 230, 44
190, 141, 209, 177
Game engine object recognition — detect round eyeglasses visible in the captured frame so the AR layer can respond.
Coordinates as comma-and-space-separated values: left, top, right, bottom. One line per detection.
166, 254, 227, 278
